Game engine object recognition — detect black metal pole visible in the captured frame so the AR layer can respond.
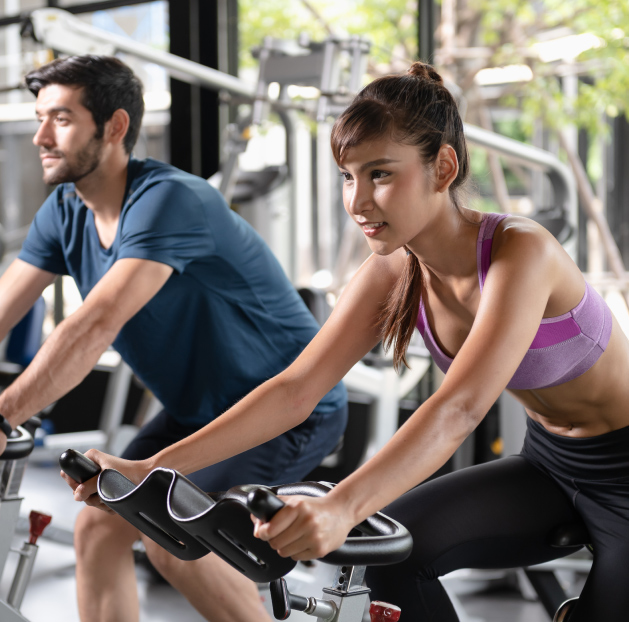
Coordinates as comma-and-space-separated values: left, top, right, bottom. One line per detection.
417, 0, 435, 63
168, 0, 222, 178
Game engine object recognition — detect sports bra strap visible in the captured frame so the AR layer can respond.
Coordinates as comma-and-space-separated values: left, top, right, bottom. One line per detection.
477, 213, 509, 292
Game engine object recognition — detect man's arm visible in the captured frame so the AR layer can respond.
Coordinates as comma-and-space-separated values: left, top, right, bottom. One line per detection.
0, 257, 173, 439
0, 259, 57, 340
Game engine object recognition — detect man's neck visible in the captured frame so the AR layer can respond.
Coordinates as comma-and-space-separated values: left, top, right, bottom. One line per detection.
75, 152, 131, 222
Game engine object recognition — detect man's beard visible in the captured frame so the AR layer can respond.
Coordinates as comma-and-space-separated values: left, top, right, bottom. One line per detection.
41, 134, 104, 186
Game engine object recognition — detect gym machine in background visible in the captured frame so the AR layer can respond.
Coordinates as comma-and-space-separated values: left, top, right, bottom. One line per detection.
0, 419, 52, 622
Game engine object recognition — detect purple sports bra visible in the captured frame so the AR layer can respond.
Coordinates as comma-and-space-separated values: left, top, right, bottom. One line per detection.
416, 213, 613, 390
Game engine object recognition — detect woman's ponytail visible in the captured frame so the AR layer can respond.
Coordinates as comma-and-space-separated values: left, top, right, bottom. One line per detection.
380, 248, 423, 370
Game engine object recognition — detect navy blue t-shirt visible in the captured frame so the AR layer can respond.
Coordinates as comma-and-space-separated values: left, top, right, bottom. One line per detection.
19, 157, 346, 426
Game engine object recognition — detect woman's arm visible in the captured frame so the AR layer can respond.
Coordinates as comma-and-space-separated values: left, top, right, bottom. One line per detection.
70, 250, 406, 500
256, 220, 564, 560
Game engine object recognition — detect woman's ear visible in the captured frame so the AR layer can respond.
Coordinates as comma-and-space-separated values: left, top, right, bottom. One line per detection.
434, 144, 459, 193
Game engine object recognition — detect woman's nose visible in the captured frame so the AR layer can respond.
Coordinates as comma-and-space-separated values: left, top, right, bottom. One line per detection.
346, 181, 371, 215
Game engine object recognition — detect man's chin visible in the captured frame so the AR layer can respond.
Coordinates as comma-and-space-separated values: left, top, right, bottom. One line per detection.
42, 168, 67, 186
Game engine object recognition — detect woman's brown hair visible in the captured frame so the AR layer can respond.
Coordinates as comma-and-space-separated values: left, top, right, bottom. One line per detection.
330, 62, 471, 370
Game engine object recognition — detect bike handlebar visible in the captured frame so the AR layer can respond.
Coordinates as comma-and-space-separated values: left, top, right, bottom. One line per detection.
0, 423, 36, 461
58, 449, 101, 483
58, 450, 413, 581
237, 482, 413, 566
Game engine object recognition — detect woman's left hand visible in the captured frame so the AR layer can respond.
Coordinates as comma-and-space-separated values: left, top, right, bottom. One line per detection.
252, 494, 356, 561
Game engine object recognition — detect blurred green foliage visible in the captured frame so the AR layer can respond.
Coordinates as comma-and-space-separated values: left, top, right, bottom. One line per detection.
471, 0, 629, 136
240, 0, 628, 136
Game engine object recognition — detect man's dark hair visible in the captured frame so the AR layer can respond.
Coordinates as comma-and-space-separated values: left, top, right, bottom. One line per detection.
25, 55, 144, 154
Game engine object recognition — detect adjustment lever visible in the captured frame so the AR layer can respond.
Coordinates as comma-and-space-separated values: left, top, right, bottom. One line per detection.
59, 449, 101, 483
270, 577, 309, 620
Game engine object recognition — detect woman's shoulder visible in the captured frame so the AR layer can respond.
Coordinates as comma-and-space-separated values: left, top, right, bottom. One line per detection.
493, 214, 560, 260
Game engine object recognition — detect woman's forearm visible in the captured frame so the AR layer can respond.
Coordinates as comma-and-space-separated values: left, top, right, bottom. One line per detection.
327, 394, 481, 526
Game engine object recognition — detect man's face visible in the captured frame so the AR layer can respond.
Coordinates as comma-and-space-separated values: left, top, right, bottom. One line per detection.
33, 84, 105, 186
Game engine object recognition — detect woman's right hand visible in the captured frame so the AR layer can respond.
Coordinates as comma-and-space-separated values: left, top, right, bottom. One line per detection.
60, 449, 152, 514
252, 492, 357, 561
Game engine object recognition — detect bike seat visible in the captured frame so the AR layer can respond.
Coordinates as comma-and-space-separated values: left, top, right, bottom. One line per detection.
549, 521, 591, 549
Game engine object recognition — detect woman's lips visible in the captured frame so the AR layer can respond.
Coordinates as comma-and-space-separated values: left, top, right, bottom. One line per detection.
360, 221, 386, 237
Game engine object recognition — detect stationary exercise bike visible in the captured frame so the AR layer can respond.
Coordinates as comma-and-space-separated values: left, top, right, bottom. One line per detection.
60, 449, 412, 621
0, 418, 53, 622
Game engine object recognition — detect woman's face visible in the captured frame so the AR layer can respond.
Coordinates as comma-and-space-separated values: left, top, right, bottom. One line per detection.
338, 135, 440, 256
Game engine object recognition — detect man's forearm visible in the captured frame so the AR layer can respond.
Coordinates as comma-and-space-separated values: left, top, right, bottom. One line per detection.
0, 313, 116, 428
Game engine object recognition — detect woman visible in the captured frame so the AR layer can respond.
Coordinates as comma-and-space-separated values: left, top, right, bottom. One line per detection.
68, 62, 629, 621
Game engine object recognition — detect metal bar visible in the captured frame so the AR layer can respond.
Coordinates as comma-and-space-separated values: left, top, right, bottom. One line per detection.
418, 0, 435, 62
0, 0, 156, 28
523, 569, 569, 617
31, 8, 256, 98
7, 542, 38, 610
464, 122, 578, 218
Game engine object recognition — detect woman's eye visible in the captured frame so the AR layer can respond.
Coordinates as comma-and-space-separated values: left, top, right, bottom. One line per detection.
371, 170, 390, 180
339, 171, 352, 182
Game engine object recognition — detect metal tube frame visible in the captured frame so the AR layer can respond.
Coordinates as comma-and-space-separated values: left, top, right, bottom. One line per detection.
463, 122, 577, 234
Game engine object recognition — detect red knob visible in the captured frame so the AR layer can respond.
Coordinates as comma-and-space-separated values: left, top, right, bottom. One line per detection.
28, 510, 52, 544
369, 601, 401, 621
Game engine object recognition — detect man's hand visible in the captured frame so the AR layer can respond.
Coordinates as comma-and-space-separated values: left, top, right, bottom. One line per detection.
60, 449, 152, 515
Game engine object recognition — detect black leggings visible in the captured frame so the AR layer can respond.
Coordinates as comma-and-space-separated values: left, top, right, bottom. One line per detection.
366, 419, 629, 621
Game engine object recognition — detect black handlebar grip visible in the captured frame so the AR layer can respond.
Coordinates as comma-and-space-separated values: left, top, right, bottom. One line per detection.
0, 425, 34, 461
59, 449, 101, 484
246, 487, 285, 522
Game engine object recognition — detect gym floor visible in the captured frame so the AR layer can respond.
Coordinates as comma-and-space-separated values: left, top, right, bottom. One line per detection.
1, 461, 582, 622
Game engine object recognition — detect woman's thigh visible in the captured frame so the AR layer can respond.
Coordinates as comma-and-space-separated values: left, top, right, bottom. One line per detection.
393, 455, 581, 577
567, 487, 629, 621
366, 455, 581, 618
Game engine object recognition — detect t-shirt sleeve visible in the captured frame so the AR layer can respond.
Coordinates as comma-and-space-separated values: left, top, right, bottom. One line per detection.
117, 180, 216, 273
18, 191, 68, 275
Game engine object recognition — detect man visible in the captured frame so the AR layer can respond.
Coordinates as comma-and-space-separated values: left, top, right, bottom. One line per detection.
0, 55, 347, 622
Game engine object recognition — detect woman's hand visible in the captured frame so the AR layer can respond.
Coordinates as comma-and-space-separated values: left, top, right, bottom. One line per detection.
252, 494, 356, 561
60, 449, 151, 514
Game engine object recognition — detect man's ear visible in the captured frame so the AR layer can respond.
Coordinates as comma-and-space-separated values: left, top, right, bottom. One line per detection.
105, 109, 130, 147
434, 144, 459, 193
